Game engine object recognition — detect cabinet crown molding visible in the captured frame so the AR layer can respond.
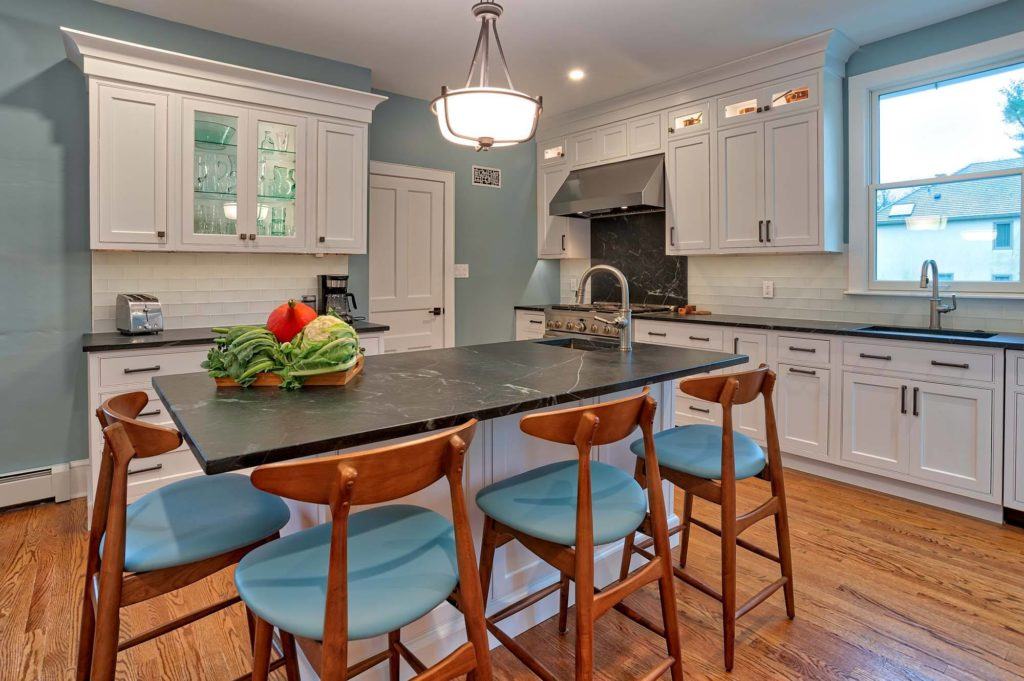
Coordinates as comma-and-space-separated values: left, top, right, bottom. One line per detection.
61, 27, 386, 121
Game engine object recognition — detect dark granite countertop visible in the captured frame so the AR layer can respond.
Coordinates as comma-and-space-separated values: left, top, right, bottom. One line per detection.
153, 338, 745, 474
82, 320, 390, 352
632, 312, 1024, 350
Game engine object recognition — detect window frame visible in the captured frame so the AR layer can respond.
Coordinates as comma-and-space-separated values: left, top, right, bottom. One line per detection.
849, 29, 1024, 297
994, 221, 1013, 250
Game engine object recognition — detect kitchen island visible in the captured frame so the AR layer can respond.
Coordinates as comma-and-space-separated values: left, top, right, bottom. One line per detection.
153, 338, 744, 679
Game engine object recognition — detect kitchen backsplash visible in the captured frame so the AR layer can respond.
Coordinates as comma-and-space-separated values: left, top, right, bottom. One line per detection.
589, 212, 687, 306
91, 252, 347, 332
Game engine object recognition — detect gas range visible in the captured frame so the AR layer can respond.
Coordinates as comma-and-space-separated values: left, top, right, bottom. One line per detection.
544, 303, 673, 339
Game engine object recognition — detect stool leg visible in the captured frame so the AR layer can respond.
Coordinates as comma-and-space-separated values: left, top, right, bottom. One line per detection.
772, 490, 796, 619
557, 574, 570, 634
89, 579, 122, 680
678, 492, 694, 569
245, 606, 257, 652
649, 494, 685, 681
478, 516, 498, 601
388, 630, 401, 681
573, 567, 594, 681
251, 617, 274, 681
721, 502, 737, 672
280, 630, 301, 681
75, 581, 96, 681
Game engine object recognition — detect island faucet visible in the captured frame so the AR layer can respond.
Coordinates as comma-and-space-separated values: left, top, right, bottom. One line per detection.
919, 259, 957, 330
576, 264, 632, 351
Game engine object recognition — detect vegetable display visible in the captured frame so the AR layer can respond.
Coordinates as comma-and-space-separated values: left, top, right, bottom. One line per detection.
201, 313, 361, 389
266, 299, 317, 342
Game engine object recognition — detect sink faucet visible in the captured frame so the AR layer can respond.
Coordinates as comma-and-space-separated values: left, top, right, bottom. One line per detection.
919, 259, 957, 330
576, 264, 632, 351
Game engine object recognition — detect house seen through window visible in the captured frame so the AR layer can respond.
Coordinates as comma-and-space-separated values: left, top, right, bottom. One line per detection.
872, 58, 1024, 288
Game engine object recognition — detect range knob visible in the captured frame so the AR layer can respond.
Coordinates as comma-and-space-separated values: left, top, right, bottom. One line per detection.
553, 321, 563, 329
604, 325, 613, 334
590, 324, 598, 333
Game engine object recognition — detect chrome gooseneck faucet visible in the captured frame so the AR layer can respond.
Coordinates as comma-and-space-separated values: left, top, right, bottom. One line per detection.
576, 264, 632, 351
919, 259, 957, 330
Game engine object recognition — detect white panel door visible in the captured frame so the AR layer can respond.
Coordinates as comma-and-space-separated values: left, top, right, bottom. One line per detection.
908, 381, 992, 494
627, 113, 663, 157
1014, 393, 1024, 508
570, 130, 599, 167
724, 331, 768, 442
599, 122, 628, 162
538, 161, 569, 256
777, 365, 829, 460
249, 108, 307, 251
369, 172, 445, 353
841, 372, 908, 473
764, 112, 819, 247
666, 134, 711, 253
316, 120, 366, 252
717, 122, 764, 249
96, 84, 169, 246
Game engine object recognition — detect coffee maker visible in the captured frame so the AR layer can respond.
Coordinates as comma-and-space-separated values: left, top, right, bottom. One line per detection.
317, 274, 357, 322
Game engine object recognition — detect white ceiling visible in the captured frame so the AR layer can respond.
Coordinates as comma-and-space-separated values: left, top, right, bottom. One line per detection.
98, 0, 1005, 115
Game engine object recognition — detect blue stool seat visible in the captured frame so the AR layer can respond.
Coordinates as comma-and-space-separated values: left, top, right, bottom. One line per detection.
630, 424, 767, 481
234, 505, 458, 642
101, 473, 290, 573
475, 460, 647, 547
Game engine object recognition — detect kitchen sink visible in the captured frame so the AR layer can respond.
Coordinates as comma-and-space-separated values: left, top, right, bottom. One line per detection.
855, 325, 997, 339
536, 337, 620, 351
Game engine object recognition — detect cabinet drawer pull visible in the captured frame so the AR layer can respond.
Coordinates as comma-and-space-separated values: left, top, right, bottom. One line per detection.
900, 385, 907, 415
766, 219, 772, 243
138, 409, 162, 417
912, 386, 919, 416
669, 226, 676, 247
788, 368, 816, 376
931, 360, 969, 369
561, 234, 566, 251
859, 353, 891, 361
788, 345, 816, 353
733, 337, 739, 354
647, 331, 668, 337
128, 463, 163, 477
688, 405, 711, 414
528, 319, 542, 325
688, 335, 710, 342
123, 365, 161, 374
758, 220, 764, 243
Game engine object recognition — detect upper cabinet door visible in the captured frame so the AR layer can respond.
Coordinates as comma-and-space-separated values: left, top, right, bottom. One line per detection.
627, 113, 663, 157
570, 130, 599, 167
667, 101, 710, 137
249, 108, 307, 251
665, 134, 711, 253
181, 97, 251, 249
764, 112, 819, 248
599, 122, 628, 162
717, 122, 764, 249
539, 139, 568, 167
538, 161, 569, 256
95, 84, 169, 246
316, 120, 367, 253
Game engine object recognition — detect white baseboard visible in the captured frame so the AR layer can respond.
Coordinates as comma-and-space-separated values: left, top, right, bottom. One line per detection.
0, 458, 90, 509
782, 454, 1004, 523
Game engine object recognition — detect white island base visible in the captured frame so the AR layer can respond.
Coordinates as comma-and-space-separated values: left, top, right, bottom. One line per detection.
276, 382, 678, 680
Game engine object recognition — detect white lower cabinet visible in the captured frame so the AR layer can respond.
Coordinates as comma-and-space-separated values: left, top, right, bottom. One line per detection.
514, 310, 546, 340
841, 372, 908, 473
777, 364, 829, 461
724, 330, 768, 443
1004, 351, 1024, 512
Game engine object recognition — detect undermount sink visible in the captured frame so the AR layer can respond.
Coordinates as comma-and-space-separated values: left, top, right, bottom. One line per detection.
537, 337, 619, 352
855, 325, 997, 339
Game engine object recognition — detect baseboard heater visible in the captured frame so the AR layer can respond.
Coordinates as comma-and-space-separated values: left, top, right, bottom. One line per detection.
0, 464, 71, 509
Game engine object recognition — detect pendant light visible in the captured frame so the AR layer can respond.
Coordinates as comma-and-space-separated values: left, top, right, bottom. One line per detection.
430, 2, 542, 151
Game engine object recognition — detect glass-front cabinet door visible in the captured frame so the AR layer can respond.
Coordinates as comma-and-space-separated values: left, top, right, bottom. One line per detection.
250, 109, 307, 250
181, 98, 250, 248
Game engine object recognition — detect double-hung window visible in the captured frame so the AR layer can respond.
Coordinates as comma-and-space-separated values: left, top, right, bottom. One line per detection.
849, 32, 1024, 294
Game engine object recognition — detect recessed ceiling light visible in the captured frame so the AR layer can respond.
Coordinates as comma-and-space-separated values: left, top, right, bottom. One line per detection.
568, 68, 586, 82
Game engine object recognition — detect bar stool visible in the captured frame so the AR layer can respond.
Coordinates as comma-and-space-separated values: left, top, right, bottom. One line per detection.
77, 392, 293, 681
476, 388, 683, 681
234, 419, 492, 681
621, 365, 795, 671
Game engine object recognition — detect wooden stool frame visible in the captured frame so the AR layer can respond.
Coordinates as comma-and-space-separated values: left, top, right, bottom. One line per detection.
621, 365, 796, 671
245, 419, 492, 681
77, 391, 296, 681
478, 388, 684, 681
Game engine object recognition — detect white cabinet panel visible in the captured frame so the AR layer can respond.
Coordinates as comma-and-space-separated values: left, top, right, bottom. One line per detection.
676, 394, 722, 428
908, 382, 992, 494
724, 330, 768, 442
538, 162, 570, 256
764, 112, 818, 247
570, 130, 599, 167
515, 310, 546, 340
777, 365, 829, 460
666, 135, 711, 253
627, 113, 664, 157
717, 123, 764, 249
1013, 392, 1024, 508
841, 372, 908, 474
96, 84, 169, 246
316, 120, 366, 252
599, 122, 628, 162
249, 108, 308, 251
667, 101, 710, 137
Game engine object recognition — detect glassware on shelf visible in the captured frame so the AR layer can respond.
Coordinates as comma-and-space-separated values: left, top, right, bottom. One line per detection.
261, 130, 276, 150
271, 206, 287, 236
288, 169, 296, 198
276, 130, 289, 152
273, 166, 290, 197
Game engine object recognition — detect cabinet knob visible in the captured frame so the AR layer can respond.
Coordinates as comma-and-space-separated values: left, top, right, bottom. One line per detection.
668, 127, 675, 134
156, 230, 166, 239
239, 233, 247, 241
248, 233, 256, 241
319, 236, 326, 243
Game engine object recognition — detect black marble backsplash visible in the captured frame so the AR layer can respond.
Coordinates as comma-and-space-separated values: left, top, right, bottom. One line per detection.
589, 211, 687, 307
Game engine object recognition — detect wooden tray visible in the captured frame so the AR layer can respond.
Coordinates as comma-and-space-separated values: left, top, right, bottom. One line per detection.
215, 355, 364, 388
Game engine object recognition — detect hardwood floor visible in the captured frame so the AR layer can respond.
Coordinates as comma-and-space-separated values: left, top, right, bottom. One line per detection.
2, 469, 1023, 680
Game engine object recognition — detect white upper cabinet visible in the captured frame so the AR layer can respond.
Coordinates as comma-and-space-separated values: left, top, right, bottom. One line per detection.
536, 143, 589, 259
569, 121, 629, 169
667, 101, 710, 138
764, 112, 818, 247
570, 129, 599, 167
539, 139, 568, 167
665, 134, 712, 253
718, 122, 764, 249
627, 113, 663, 157
66, 28, 385, 254
94, 83, 169, 246
718, 73, 818, 127
598, 121, 628, 162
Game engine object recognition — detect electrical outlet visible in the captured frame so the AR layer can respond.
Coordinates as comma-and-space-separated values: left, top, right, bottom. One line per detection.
762, 280, 775, 298
454, 263, 469, 278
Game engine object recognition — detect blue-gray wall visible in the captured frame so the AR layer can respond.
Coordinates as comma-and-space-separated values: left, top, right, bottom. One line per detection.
0, 0, 371, 476
355, 90, 559, 346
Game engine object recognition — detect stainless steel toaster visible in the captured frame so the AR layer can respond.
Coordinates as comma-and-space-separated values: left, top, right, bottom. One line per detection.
115, 293, 164, 335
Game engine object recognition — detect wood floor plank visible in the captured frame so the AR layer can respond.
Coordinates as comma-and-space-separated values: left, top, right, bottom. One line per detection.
0, 469, 1022, 679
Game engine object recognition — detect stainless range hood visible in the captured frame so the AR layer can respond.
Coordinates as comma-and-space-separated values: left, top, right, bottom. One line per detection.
549, 155, 665, 218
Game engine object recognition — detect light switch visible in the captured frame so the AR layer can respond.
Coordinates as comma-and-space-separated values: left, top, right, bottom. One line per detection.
454, 263, 470, 278
762, 280, 774, 298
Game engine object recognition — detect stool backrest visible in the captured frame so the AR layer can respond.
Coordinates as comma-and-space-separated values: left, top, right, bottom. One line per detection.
520, 388, 649, 446
249, 420, 491, 681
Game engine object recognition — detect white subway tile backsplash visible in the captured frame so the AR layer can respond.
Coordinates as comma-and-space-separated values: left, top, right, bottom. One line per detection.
91, 252, 347, 331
